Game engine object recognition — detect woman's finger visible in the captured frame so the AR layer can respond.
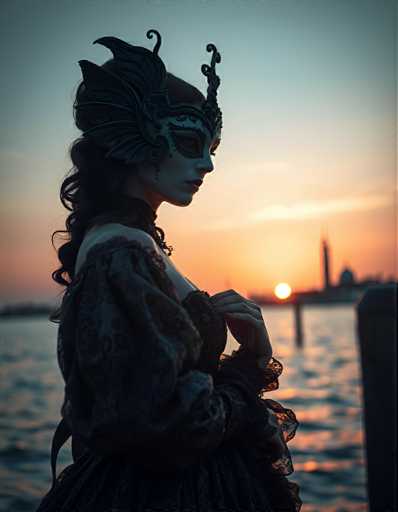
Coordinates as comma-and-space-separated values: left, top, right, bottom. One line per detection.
211, 295, 243, 305
246, 299, 262, 312
211, 295, 255, 309
210, 289, 246, 302
210, 289, 236, 300
211, 294, 262, 312
214, 301, 262, 320
223, 311, 262, 325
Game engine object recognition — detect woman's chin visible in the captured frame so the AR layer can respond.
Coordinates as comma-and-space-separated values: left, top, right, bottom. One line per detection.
166, 194, 194, 207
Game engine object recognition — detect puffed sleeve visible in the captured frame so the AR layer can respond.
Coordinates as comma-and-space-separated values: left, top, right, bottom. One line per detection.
67, 239, 272, 473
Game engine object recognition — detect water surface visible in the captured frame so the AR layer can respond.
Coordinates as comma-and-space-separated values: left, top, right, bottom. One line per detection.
0, 305, 367, 511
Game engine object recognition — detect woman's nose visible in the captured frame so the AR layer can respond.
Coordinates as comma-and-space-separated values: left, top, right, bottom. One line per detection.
197, 153, 215, 174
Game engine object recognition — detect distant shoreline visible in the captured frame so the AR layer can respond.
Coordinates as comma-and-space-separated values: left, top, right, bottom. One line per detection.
0, 304, 55, 319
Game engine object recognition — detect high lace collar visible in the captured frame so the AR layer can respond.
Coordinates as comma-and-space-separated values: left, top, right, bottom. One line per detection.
117, 194, 157, 226
114, 194, 173, 256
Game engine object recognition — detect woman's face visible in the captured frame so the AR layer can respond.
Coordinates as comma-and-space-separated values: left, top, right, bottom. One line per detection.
131, 108, 221, 208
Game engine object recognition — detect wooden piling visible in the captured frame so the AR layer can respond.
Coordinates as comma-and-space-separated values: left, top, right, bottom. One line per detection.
356, 283, 397, 511
293, 299, 303, 347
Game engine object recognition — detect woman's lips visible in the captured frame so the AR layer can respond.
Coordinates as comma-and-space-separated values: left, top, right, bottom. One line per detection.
185, 182, 200, 192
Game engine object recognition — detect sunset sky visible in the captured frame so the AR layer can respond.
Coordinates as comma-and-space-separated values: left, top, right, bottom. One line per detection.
0, 0, 396, 306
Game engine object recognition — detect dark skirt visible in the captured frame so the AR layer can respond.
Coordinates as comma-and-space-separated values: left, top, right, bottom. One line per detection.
36, 440, 301, 512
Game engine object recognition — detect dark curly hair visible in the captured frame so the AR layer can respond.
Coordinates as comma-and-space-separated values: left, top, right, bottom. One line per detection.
50, 59, 205, 320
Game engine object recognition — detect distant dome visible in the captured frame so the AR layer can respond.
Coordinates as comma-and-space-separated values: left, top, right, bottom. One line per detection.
339, 267, 355, 286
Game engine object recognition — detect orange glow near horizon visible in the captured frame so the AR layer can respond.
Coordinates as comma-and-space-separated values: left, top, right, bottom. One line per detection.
0, 195, 396, 305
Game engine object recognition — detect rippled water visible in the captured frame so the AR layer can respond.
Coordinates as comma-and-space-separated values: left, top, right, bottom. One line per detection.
0, 305, 367, 511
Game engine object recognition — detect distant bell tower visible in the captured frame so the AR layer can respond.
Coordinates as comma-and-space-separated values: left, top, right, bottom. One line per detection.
321, 236, 331, 290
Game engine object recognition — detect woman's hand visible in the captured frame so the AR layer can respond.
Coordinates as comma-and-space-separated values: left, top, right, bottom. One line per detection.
210, 289, 272, 360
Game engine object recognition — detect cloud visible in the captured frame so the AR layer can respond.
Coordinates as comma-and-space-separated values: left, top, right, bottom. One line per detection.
203, 193, 393, 231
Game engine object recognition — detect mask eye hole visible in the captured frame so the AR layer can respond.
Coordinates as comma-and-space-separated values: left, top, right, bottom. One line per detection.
180, 136, 199, 152
171, 131, 202, 158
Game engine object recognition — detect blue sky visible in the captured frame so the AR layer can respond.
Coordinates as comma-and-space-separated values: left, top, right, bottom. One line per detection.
0, 0, 396, 304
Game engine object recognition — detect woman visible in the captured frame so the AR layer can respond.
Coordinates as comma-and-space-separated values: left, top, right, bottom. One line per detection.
36, 30, 302, 511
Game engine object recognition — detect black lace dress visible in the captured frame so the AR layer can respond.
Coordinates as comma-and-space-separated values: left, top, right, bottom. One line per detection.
36, 218, 302, 511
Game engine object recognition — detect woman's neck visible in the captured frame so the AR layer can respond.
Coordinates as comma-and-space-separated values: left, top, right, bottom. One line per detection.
123, 178, 163, 212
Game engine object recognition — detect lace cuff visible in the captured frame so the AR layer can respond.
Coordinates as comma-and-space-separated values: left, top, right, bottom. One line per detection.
216, 348, 302, 511
217, 346, 283, 396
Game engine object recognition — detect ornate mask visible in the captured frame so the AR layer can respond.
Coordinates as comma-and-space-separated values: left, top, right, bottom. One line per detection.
75, 29, 222, 167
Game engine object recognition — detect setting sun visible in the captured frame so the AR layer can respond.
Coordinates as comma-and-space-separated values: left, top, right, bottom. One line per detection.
274, 282, 292, 300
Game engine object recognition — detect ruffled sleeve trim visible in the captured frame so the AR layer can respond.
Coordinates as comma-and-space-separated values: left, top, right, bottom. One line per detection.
217, 347, 283, 395
216, 348, 302, 511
